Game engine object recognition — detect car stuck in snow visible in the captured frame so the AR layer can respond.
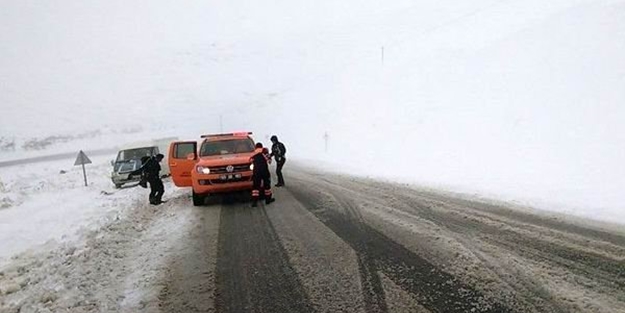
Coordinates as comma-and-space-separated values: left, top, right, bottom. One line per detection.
111, 139, 174, 188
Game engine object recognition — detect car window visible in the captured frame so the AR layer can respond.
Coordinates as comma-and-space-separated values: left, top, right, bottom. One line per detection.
116, 147, 155, 162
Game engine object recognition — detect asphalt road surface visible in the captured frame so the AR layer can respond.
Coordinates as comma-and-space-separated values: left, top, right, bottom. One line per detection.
2, 166, 624, 313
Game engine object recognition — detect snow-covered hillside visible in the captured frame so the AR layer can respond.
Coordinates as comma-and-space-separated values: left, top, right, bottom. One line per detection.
1, 0, 624, 222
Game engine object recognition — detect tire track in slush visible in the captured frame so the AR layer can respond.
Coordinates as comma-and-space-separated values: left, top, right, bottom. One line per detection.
391, 196, 625, 290
295, 170, 625, 312
331, 186, 389, 313
288, 183, 512, 313
304, 175, 567, 312
214, 199, 315, 313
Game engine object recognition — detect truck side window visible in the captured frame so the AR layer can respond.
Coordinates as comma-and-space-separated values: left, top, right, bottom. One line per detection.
174, 143, 195, 159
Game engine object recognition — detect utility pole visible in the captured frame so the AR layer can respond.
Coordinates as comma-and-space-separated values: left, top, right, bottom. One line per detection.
381, 46, 385, 65
323, 132, 329, 153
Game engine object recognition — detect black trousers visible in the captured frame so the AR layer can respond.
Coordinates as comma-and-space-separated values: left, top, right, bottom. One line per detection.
149, 178, 164, 203
252, 174, 272, 200
276, 159, 286, 185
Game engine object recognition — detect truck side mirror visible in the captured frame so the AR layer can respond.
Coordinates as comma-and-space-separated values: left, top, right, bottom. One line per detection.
110, 160, 114, 166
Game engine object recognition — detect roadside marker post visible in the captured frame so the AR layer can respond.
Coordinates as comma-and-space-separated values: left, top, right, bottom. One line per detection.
324, 132, 329, 153
74, 150, 92, 187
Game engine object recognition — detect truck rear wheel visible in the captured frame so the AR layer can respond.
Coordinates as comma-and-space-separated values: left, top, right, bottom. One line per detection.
192, 191, 205, 206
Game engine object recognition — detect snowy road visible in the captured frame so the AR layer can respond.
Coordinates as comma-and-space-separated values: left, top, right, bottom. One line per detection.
1, 166, 624, 313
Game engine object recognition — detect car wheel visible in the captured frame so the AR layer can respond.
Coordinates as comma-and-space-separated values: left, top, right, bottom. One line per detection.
192, 191, 205, 206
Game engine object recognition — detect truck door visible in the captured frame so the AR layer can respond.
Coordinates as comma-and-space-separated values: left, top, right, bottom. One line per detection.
168, 141, 197, 187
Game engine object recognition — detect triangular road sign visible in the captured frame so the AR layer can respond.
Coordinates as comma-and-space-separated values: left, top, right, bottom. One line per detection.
74, 150, 92, 166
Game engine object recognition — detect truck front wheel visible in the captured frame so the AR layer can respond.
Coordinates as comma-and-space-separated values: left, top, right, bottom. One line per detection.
192, 191, 205, 206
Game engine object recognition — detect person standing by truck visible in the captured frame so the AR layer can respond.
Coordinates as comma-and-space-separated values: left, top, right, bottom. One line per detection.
131, 154, 165, 205
270, 135, 287, 187
250, 143, 275, 207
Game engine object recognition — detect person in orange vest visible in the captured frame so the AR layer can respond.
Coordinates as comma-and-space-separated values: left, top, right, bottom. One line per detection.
250, 143, 275, 207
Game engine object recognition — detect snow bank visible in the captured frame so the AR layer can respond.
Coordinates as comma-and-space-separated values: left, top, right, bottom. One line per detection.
0, 186, 193, 313
0, 155, 143, 263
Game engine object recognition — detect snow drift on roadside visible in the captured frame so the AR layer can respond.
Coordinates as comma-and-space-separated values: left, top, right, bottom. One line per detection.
0, 156, 142, 263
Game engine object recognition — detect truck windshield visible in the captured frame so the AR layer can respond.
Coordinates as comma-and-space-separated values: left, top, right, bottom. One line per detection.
200, 139, 254, 156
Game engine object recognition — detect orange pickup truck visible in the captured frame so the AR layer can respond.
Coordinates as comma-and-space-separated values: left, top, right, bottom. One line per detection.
168, 132, 256, 205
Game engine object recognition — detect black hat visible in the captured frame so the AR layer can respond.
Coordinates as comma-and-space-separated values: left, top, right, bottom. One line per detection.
270, 135, 278, 142
255, 142, 263, 148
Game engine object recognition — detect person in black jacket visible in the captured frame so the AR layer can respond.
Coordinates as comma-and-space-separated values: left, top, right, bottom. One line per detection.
132, 154, 165, 205
270, 135, 287, 187
250, 143, 275, 207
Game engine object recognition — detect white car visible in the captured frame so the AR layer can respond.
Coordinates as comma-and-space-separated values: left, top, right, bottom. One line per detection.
111, 138, 175, 188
